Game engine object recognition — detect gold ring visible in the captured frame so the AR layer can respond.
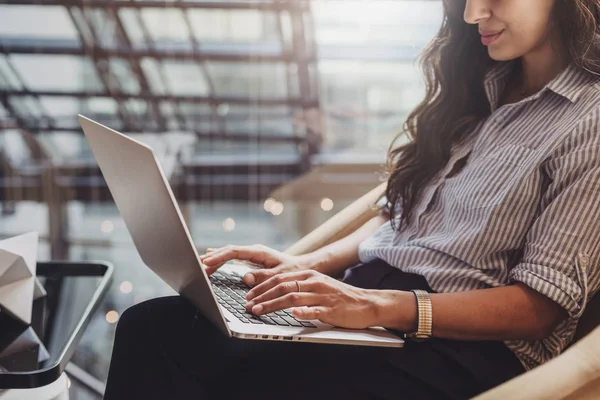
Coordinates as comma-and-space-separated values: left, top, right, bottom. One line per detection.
295, 280, 301, 293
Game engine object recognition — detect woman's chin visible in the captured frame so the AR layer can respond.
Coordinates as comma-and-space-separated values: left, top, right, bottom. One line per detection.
488, 47, 519, 62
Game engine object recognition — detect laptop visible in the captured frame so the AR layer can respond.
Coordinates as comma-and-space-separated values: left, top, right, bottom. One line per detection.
78, 115, 404, 348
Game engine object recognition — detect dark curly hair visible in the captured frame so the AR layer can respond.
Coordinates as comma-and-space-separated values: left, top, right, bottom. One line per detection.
384, 0, 600, 231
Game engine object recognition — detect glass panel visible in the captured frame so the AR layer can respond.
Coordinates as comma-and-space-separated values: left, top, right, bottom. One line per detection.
160, 101, 180, 130
85, 97, 122, 130
124, 99, 155, 131
35, 96, 121, 130
118, 8, 148, 49
177, 102, 217, 132
9, 55, 104, 92
70, 7, 93, 46
0, 54, 23, 90
140, 8, 191, 50
312, 1, 442, 46
278, 11, 294, 49
0, 5, 79, 42
8, 96, 44, 120
0, 130, 32, 167
319, 60, 424, 152
0, 102, 8, 119
0, 202, 49, 239
224, 105, 294, 136
140, 58, 167, 95
38, 96, 79, 129
87, 8, 121, 48
187, 9, 279, 42
206, 62, 288, 97
86, 97, 119, 115
108, 59, 140, 94
162, 61, 210, 96
184, 139, 300, 161
125, 99, 148, 115
36, 131, 93, 162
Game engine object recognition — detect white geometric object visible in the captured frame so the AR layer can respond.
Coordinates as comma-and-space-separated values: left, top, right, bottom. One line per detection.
0, 232, 38, 325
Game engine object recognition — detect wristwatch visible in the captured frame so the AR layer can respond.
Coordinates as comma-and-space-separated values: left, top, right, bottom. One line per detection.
404, 289, 432, 340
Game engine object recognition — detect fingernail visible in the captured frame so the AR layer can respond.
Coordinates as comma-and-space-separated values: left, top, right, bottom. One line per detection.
246, 291, 254, 300
244, 274, 255, 285
252, 304, 263, 314
247, 301, 254, 309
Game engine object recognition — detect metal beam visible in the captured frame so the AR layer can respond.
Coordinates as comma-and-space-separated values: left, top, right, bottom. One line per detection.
289, 5, 322, 171
3, 127, 306, 146
66, 6, 136, 131
1, 42, 302, 63
3, 89, 319, 107
110, 7, 167, 131
0, 0, 307, 10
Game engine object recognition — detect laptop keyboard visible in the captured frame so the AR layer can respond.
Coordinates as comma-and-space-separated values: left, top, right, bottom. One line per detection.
209, 271, 316, 328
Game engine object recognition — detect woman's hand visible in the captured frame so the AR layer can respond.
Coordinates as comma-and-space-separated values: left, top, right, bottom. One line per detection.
245, 269, 386, 329
199, 244, 318, 287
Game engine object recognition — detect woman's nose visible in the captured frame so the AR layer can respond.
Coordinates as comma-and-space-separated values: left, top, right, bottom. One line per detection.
464, 0, 492, 25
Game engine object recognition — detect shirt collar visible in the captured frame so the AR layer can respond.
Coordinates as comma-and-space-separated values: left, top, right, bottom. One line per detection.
546, 63, 595, 103
483, 60, 596, 111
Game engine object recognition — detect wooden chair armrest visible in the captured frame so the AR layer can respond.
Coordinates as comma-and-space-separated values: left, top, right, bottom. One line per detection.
472, 326, 600, 400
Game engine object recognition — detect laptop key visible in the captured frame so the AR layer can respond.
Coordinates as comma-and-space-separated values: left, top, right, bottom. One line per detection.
282, 316, 303, 327
269, 316, 289, 326
259, 316, 276, 325
300, 321, 317, 328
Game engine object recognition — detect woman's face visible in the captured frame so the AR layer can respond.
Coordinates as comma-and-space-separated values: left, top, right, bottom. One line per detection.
463, 0, 557, 61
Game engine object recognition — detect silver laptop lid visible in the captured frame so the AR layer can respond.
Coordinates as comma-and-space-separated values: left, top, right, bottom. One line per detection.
78, 115, 229, 334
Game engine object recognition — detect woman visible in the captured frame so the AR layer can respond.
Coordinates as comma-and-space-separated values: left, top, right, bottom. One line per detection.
104, 0, 600, 399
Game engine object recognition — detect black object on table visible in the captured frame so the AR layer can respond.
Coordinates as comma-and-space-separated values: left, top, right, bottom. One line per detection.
0, 261, 113, 389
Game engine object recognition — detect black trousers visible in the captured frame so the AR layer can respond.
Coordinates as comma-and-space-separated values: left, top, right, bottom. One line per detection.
104, 259, 525, 400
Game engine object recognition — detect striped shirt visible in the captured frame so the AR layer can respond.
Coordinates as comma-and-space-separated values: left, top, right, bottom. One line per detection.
358, 60, 600, 370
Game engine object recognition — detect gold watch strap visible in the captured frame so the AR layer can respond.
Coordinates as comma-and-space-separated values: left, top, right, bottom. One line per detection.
404, 289, 432, 340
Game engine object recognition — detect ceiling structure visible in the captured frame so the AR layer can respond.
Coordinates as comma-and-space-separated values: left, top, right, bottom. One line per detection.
0, 0, 442, 201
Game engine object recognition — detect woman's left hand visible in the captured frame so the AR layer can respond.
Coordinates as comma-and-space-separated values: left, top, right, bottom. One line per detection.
245, 269, 385, 329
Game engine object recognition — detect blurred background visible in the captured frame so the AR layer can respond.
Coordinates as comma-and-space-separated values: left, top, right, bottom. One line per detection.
0, 0, 442, 398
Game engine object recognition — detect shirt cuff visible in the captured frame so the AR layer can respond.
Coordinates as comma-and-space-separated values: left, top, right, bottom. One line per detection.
509, 262, 585, 318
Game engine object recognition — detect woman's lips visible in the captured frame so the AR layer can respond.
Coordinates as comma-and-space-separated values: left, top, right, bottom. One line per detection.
481, 30, 504, 46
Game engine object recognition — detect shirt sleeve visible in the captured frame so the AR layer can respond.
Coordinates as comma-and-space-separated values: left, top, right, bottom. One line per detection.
509, 125, 600, 319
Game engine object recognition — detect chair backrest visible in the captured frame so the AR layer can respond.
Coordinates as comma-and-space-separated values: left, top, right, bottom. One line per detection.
574, 292, 600, 343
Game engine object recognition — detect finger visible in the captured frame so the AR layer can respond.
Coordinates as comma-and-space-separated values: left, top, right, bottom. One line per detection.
250, 293, 322, 315
246, 270, 316, 301
204, 261, 228, 275
247, 279, 322, 308
199, 248, 218, 260
243, 266, 287, 286
292, 306, 328, 321
202, 245, 277, 268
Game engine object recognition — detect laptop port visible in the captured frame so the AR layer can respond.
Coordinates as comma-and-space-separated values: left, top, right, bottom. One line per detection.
273, 336, 279, 340
283, 336, 293, 340
262, 335, 269, 339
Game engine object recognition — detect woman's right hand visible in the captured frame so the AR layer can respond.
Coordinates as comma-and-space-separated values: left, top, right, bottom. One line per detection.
199, 244, 318, 287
